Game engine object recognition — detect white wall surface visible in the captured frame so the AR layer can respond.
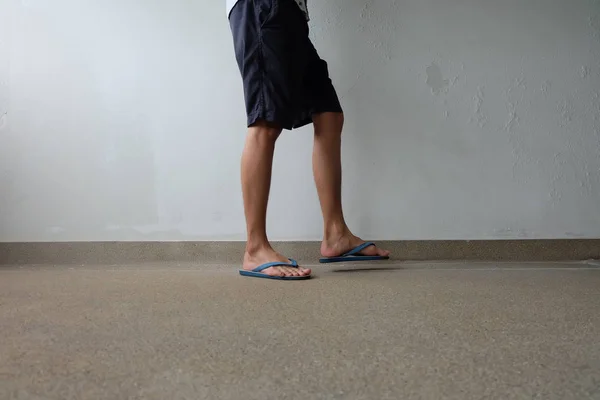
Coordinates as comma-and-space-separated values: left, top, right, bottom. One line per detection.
0, 0, 599, 242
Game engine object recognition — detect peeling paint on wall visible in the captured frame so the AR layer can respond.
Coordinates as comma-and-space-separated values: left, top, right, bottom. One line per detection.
557, 99, 575, 128
590, 13, 600, 39
504, 103, 519, 133
426, 62, 449, 95
580, 66, 590, 79
541, 80, 551, 97
473, 86, 487, 128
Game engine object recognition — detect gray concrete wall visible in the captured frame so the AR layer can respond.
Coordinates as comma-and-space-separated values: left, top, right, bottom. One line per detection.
0, 0, 599, 241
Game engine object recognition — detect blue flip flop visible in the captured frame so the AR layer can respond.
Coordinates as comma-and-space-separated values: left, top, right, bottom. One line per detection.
239, 258, 311, 280
319, 242, 389, 264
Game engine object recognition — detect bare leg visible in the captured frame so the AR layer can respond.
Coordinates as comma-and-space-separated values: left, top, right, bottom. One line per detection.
241, 120, 311, 277
312, 112, 390, 258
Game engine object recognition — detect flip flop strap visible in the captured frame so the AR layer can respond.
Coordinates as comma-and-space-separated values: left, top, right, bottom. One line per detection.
343, 242, 375, 257
253, 259, 298, 273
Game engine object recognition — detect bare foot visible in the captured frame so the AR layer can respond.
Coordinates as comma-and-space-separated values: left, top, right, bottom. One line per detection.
243, 246, 311, 278
321, 231, 390, 258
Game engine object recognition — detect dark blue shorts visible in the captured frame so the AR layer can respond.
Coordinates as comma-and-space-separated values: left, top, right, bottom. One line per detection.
229, 0, 343, 130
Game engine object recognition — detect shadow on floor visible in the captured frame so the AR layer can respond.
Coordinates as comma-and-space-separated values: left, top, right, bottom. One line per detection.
331, 267, 404, 273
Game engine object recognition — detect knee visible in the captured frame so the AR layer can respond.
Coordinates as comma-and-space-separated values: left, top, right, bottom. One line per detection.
326, 112, 344, 130
332, 113, 344, 131
314, 112, 344, 137
248, 120, 282, 143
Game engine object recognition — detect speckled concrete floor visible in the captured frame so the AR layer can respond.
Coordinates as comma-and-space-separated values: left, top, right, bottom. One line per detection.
1, 262, 599, 400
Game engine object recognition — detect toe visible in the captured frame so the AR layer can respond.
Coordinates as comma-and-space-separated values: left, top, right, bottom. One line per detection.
378, 248, 391, 257
360, 244, 380, 256
359, 244, 390, 257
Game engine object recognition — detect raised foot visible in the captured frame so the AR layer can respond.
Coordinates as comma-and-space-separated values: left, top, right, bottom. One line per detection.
321, 234, 390, 259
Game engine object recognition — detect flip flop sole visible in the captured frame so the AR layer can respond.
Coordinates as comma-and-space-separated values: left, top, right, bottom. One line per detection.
239, 270, 311, 280
319, 255, 390, 264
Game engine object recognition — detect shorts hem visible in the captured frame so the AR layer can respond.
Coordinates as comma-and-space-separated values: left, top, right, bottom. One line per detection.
246, 105, 345, 131
247, 111, 294, 131
292, 106, 344, 129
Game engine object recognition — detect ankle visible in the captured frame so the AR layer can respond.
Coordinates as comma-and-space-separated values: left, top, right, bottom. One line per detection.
324, 222, 349, 241
245, 239, 271, 256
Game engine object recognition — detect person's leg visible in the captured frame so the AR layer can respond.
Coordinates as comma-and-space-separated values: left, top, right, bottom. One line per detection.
297, 37, 389, 258
312, 112, 345, 233
229, 0, 312, 277
241, 120, 311, 277
312, 112, 390, 258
